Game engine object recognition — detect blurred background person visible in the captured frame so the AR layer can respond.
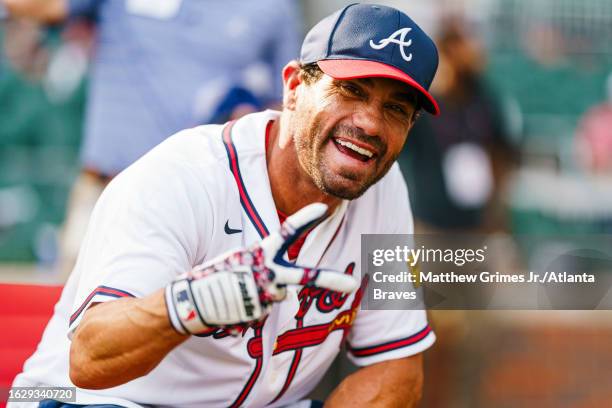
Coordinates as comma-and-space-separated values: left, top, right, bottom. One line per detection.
0, 15, 90, 274
575, 72, 612, 174
397, 17, 516, 234
391, 18, 518, 408
2, 0, 302, 278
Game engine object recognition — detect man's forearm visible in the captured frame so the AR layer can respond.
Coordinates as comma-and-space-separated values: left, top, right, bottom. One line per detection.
2, 0, 67, 23
325, 354, 424, 408
69, 288, 189, 389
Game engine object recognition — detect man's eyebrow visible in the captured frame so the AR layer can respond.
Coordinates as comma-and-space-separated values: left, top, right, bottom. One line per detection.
340, 78, 418, 104
392, 91, 419, 105
333, 78, 373, 88
354, 77, 374, 87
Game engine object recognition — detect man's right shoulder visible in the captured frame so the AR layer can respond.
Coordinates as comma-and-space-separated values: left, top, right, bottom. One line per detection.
152, 124, 230, 168
105, 124, 234, 205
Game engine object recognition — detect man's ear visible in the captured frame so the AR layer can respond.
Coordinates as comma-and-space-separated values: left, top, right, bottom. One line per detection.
282, 60, 302, 111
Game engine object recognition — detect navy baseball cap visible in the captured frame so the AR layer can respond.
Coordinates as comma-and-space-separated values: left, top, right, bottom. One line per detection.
300, 3, 440, 115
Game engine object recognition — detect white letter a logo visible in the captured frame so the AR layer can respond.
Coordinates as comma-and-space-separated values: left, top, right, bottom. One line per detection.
369, 27, 413, 62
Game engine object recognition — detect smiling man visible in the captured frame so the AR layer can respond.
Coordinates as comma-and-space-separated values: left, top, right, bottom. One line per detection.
11, 4, 439, 408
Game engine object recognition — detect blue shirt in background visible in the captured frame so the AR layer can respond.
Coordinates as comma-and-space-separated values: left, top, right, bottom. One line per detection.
69, 0, 301, 175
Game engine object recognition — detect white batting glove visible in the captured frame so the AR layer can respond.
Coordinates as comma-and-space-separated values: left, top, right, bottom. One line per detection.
165, 203, 358, 335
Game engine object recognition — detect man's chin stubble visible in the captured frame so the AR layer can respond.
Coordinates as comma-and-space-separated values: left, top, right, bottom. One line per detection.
317, 172, 370, 200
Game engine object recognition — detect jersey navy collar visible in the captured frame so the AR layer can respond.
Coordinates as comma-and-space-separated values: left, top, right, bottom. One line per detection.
220, 110, 349, 265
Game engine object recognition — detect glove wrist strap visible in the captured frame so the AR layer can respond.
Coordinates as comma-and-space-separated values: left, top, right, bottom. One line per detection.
166, 279, 208, 335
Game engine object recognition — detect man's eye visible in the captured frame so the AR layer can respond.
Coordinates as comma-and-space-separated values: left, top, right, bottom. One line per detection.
341, 83, 363, 96
386, 103, 407, 115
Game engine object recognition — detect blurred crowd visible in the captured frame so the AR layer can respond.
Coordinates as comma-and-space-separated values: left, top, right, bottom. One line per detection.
2, 0, 612, 406
1, 0, 302, 275
2, 0, 612, 272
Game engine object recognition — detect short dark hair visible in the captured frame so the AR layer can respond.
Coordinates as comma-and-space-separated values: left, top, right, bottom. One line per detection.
298, 62, 422, 121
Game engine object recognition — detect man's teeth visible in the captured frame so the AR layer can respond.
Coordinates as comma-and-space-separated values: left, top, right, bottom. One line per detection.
335, 139, 374, 158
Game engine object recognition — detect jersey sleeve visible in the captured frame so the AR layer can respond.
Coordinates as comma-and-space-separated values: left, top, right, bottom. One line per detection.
346, 165, 435, 366
68, 148, 214, 335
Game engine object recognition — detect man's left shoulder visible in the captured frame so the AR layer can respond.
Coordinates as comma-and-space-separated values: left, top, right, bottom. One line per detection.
380, 162, 406, 189
363, 163, 408, 205
346, 163, 412, 233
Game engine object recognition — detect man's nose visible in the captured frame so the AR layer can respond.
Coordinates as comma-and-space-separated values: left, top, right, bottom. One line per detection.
351, 104, 383, 138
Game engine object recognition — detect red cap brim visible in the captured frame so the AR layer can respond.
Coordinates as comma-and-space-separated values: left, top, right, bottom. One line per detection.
317, 59, 440, 115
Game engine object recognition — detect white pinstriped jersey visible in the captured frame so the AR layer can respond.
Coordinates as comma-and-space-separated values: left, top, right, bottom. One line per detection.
11, 110, 435, 408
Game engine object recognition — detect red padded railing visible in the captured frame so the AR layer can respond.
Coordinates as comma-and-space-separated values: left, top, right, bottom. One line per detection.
0, 283, 63, 406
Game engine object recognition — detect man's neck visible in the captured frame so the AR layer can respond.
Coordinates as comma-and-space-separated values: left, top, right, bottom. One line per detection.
266, 119, 342, 217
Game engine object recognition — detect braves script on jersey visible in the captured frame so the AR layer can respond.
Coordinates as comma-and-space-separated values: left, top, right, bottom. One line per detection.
11, 111, 435, 407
